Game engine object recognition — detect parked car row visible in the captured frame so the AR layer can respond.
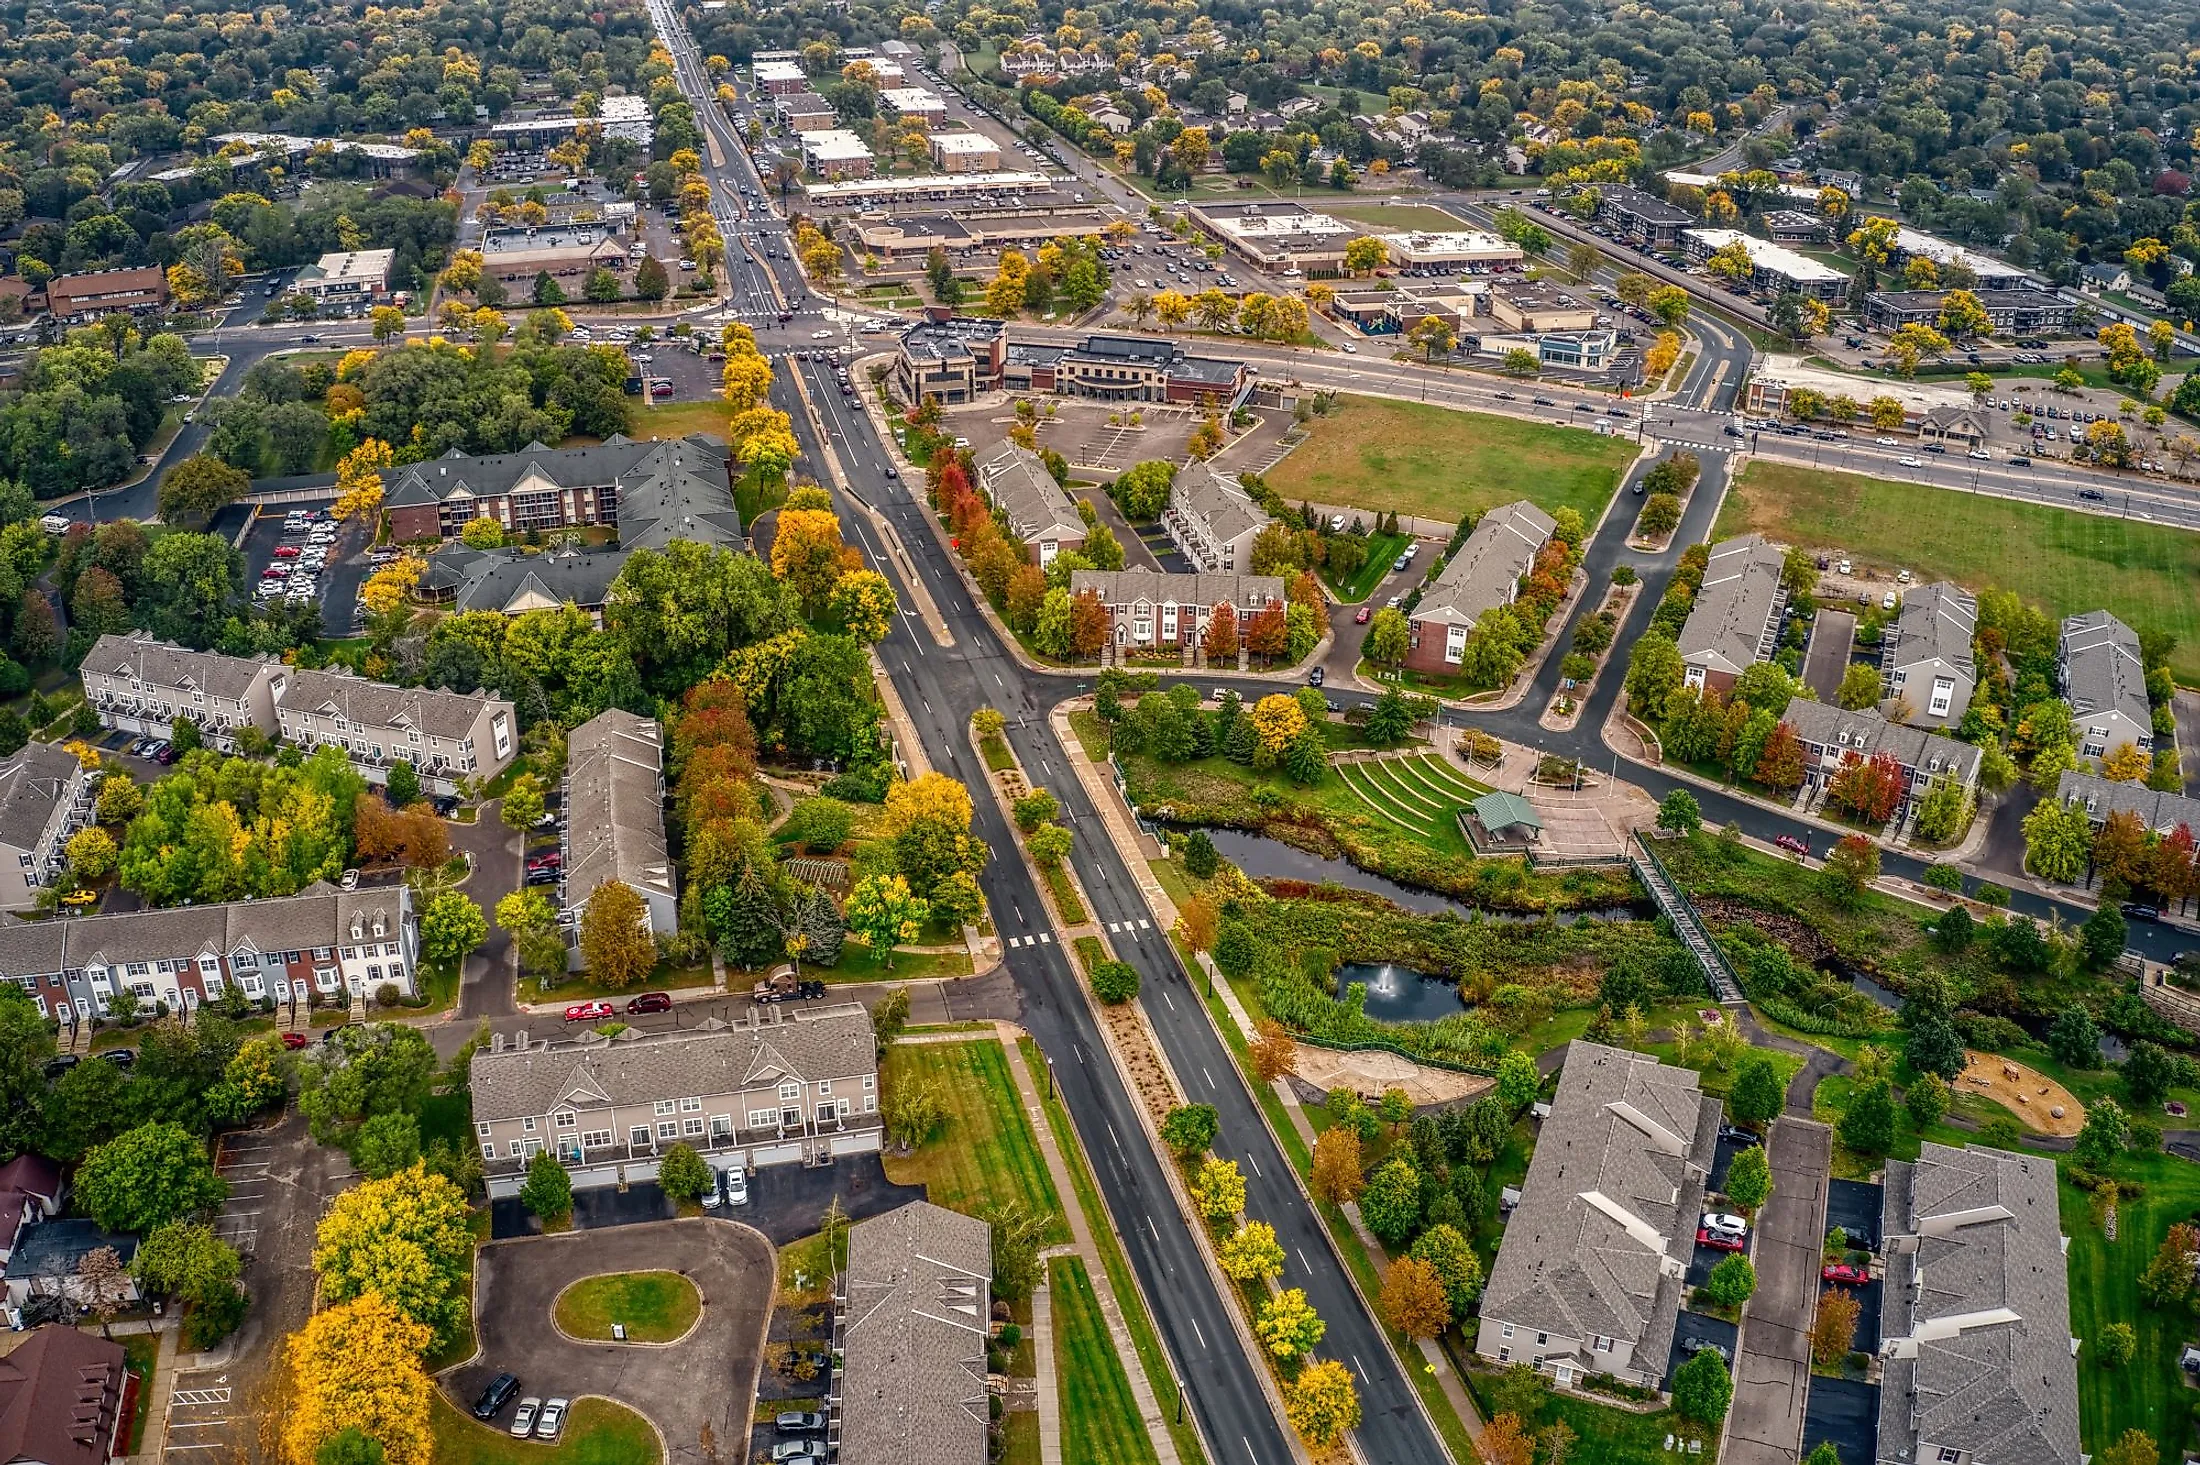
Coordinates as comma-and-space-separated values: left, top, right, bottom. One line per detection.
259, 509, 338, 607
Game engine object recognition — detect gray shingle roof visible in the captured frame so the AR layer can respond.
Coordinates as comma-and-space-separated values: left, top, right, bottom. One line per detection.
2054, 769, 2200, 833
1169, 461, 1268, 546
382, 437, 743, 551
1068, 567, 1283, 611
562, 711, 671, 910
1480, 1042, 1717, 1365
1779, 698, 1983, 785
1410, 500, 1557, 630
1876, 1143, 2080, 1465
1884, 581, 1976, 681
282, 666, 510, 743
82, 632, 277, 703
839, 1201, 993, 1465
422, 545, 629, 614
468, 1005, 876, 1121
0, 884, 410, 978
2059, 610, 2149, 734
972, 442, 1083, 543
1677, 535, 1788, 676
0, 745, 80, 854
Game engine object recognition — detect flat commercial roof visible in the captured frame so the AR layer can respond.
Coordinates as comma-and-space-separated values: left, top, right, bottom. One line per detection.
1684, 227, 1848, 283
1891, 225, 2032, 281
931, 132, 999, 154
755, 61, 807, 85
804, 170, 1052, 200
803, 130, 876, 163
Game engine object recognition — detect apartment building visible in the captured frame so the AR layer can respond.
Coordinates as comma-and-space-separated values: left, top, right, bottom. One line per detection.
1594, 186, 1693, 250
1677, 536, 1788, 695
1682, 228, 1851, 302
561, 710, 674, 943
1404, 501, 1558, 675
1876, 1142, 2080, 1465
276, 667, 516, 796
930, 132, 1002, 172
44, 268, 168, 322
1068, 568, 1283, 653
380, 436, 742, 550
777, 93, 838, 132
1879, 581, 1977, 728
836, 1201, 993, 1465
468, 1005, 882, 1197
972, 442, 1085, 567
2054, 769, 2200, 837
0, 881, 418, 1019
1861, 288, 2074, 336
1161, 461, 1271, 574
0, 745, 94, 911
81, 631, 285, 753
2059, 610, 2153, 765
1476, 1042, 1719, 1390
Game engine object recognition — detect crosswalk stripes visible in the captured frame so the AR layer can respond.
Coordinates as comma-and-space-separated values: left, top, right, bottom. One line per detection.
1038, 932, 1052, 943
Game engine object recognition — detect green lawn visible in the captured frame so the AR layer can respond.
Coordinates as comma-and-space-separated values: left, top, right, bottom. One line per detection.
1048, 1257, 1161, 1465
428, 1395, 661, 1465
1720, 460, 2200, 683
1459, 1358, 1715, 1463
631, 401, 731, 441
1322, 203, 1471, 232
880, 1038, 1070, 1244
121, 1333, 157, 1453
1325, 530, 1410, 601
2061, 1150, 2200, 1456
1266, 395, 1635, 526
522, 963, 718, 1005
553, 1270, 701, 1342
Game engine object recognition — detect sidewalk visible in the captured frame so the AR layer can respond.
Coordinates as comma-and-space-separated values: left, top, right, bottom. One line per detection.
999, 1024, 1185, 1465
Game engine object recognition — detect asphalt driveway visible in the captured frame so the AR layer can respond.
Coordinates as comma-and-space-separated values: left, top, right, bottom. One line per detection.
1800, 1375, 1879, 1465
490, 1154, 924, 1245
1724, 1117, 1833, 1465
1825, 1179, 1882, 1249
447, 1218, 774, 1465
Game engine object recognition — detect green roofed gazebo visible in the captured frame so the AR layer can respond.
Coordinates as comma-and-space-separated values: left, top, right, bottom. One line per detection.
1470, 789, 1544, 840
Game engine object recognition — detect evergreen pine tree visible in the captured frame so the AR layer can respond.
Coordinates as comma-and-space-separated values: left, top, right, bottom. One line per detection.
718, 863, 784, 968
800, 885, 846, 966
1225, 710, 1258, 764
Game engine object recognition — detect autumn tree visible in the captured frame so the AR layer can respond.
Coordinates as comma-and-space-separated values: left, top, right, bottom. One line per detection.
1812, 1286, 1861, 1365
332, 439, 394, 523
578, 880, 656, 988
1218, 1221, 1285, 1283
1310, 1127, 1365, 1206
771, 506, 853, 614
1250, 1018, 1298, 1083
284, 1294, 434, 1465
313, 1163, 474, 1352
1284, 1360, 1360, 1448
1381, 1255, 1451, 1338
1256, 1288, 1325, 1360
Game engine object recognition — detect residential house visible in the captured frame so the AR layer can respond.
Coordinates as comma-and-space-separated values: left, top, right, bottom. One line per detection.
0, 745, 93, 910
1, 1221, 140, 1324
1069, 568, 1284, 654
560, 710, 674, 946
43, 268, 168, 322
80, 632, 286, 753
1403, 501, 1558, 675
894, 313, 1007, 404
2059, 611, 2153, 765
0, 882, 418, 1018
1879, 580, 1977, 727
289, 249, 394, 307
1780, 700, 1983, 814
0, 1323, 135, 1463
1594, 186, 1692, 250
467, 1005, 882, 1196
0, 1157, 62, 1272
1915, 407, 1988, 449
836, 1201, 993, 1465
2054, 769, 2200, 837
1161, 461, 1270, 574
1875, 1142, 2081, 1465
381, 436, 742, 550
2080, 262, 2132, 295
1474, 1041, 1720, 1390
276, 667, 517, 796
1676, 536, 1788, 695
972, 442, 1086, 567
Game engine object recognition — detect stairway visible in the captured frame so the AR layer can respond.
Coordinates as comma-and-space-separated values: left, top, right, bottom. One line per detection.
1629, 836, 1746, 1005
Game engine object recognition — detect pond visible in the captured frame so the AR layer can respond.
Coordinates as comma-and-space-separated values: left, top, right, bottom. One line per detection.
1338, 961, 1466, 1023
1184, 826, 1646, 923
1847, 970, 1902, 1010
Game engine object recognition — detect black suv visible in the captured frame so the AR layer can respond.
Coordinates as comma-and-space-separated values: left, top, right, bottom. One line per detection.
472, 1374, 521, 1421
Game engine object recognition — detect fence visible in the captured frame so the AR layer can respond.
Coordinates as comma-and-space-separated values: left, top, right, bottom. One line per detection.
1292, 1032, 1496, 1078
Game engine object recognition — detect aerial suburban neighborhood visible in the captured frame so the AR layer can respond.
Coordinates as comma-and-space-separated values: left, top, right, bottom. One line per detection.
0, 0, 2194, 1464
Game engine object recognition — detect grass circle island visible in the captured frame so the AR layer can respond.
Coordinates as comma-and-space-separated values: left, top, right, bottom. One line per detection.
551, 1270, 703, 1344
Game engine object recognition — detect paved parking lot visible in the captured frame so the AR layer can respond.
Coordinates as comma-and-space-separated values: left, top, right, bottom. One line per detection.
1800, 1375, 1880, 1465
1725, 1118, 1833, 1465
491, 1155, 924, 1245
449, 1219, 773, 1465
162, 1113, 356, 1465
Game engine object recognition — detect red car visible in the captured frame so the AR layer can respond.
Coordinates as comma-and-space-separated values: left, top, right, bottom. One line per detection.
527, 851, 563, 872
1774, 834, 1810, 858
1822, 1262, 1870, 1285
626, 991, 673, 1014
1354, 605, 1371, 624
278, 1032, 309, 1050
1696, 1226, 1746, 1252
273, 545, 300, 558
563, 1000, 615, 1022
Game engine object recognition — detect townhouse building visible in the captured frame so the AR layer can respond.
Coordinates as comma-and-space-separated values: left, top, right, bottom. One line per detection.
2059, 610, 2153, 766
276, 667, 517, 796
0, 744, 95, 911
468, 1005, 882, 1198
1476, 1042, 1719, 1390
561, 710, 674, 945
2054, 770, 2200, 838
1160, 461, 1270, 574
1403, 501, 1558, 675
972, 442, 1085, 567
1876, 1143, 2081, 1465
836, 1201, 993, 1465
1879, 580, 1977, 728
1781, 700, 1983, 814
1068, 568, 1284, 654
0, 882, 417, 1021
81, 631, 285, 753
1677, 536, 1788, 695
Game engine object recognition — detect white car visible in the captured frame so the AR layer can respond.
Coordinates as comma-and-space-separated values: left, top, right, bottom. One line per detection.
535, 1399, 567, 1442
1835, 558, 1852, 575
724, 1165, 749, 1205
1341, 343, 1357, 353
510, 1399, 541, 1438
1702, 1212, 1747, 1236
1898, 455, 1922, 467
811, 329, 834, 340
1967, 448, 1991, 459
1328, 514, 1346, 532
1881, 591, 1898, 610
1874, 436, 1897, 446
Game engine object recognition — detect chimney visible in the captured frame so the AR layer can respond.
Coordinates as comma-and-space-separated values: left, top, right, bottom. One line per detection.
491, 1032, 505, 1052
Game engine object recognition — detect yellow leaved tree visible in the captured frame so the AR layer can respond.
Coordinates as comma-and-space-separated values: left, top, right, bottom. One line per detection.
332, 439, 394, 523
282, 1294, 432, 1465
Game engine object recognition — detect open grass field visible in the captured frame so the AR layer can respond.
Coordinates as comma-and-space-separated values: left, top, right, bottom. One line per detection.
2061, 1150, 2200, 1456
1322, 203, 1469, 232
880, 1038, 1071, 1245
629, 400, 732, 441
1326, 529, 1410, 601
429, 1395, 661, 1465
1719, 460, 2200, 682
1265, 395, 1636, 526
552, 1271, 701, 1342
1048, 1257, 1162, 1465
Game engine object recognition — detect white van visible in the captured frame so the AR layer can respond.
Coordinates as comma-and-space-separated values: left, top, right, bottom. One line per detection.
38, 514, 70, 535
